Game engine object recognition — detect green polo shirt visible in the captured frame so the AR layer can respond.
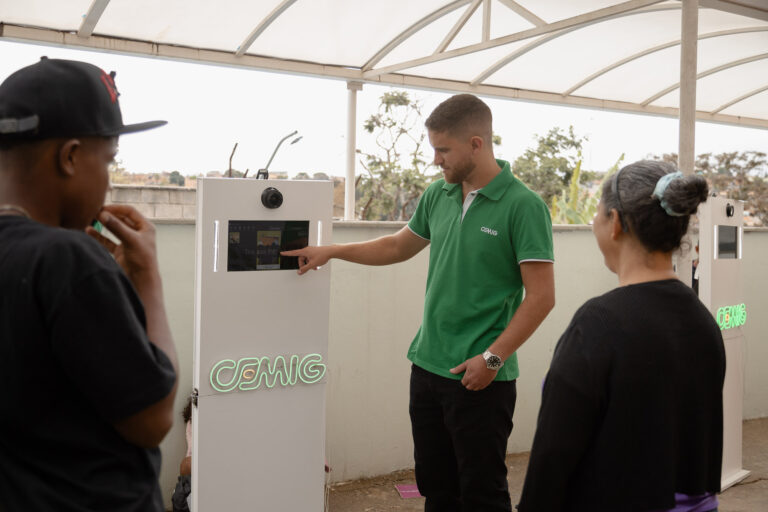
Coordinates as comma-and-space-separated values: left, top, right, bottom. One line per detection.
407, 159, 554, 381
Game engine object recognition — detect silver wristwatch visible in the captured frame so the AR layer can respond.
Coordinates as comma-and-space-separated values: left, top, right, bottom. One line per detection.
482, 350, 503, 371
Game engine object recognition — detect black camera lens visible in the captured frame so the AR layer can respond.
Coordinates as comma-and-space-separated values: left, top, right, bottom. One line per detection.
261, 187, 283, 209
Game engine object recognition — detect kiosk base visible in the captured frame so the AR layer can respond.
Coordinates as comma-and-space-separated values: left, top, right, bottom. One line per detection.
721, 468, 750, 491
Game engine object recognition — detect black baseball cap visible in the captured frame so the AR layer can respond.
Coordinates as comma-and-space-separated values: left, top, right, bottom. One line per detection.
0, 57, 166, 140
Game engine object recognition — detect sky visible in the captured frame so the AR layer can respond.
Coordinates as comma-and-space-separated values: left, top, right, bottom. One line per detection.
1, 39, 766, 178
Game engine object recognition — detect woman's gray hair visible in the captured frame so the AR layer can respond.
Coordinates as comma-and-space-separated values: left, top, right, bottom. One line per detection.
602, 160, 709, 253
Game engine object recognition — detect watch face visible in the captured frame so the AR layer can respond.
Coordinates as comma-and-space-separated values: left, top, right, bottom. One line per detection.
486, 355, 502, 370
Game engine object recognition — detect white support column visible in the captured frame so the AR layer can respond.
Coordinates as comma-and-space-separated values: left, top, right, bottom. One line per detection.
677, 0, 698, 287
678, 0, 698, 175
345, 81, 363, 221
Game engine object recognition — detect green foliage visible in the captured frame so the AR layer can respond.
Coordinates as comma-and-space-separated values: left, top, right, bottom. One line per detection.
169, 170, 185, 186
653, 151, 768, 226
550, 153, 624, 224
513, 126, 626, 225
108, 159, 129, 184
357, 91, 438, 221
512, 126, 593, 207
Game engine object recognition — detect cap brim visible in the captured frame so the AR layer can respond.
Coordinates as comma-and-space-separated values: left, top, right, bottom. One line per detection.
115, 120, 167, 135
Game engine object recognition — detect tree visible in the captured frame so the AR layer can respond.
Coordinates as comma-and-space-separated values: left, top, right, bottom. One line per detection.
108, 159, 130, 184
169, 171, 185, 186
512, 126, 600, 207
356, 91, 438, 221
550, 154, 624, 224
652, 151, 768, 226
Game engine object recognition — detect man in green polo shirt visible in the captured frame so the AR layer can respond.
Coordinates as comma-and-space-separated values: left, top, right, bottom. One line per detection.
283, 94, 554, 512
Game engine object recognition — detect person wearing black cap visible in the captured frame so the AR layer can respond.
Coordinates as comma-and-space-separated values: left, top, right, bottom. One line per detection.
0, 58, 177, 511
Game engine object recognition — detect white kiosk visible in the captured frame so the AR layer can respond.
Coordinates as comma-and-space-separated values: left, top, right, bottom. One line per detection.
697, 196, 750, 490
192, 178, 333, 510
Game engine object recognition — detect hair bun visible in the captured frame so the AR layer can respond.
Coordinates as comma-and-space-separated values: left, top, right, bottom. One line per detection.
664, 174, 709, 215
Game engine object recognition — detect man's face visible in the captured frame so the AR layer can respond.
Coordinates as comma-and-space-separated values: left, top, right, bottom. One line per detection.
428, 130, 475, 184
61, 136, 117, 229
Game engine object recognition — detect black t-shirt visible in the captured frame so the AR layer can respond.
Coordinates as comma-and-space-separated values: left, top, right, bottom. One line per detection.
519, 279, 725, 512
0, 216, 176, 511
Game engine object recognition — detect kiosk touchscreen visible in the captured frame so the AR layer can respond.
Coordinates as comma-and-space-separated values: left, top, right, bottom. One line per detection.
698, 196, 750, 490
227, 220, 309, 271
192, 178, 333, 511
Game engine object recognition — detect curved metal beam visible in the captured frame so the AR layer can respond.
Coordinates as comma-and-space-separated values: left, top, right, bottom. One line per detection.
364, 0, 666, 78
363, 0, 471, 71
236, 0, 298, 57
435, 0, 482, 55
564, 26, 768, 96
78, 0, 111, 38
712, 83, 768, 114
482, 0, 491, 42
642, 52, 768, 106
701, 0, 768, 23
497, 0, 545, 27
470, 29, 571, 85
471, 4, 680, 86
3, 23, 767, 129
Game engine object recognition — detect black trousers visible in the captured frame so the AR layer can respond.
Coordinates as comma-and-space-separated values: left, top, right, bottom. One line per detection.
409, 364, 517, 512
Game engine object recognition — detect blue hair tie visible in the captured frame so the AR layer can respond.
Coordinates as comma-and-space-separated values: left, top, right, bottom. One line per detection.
652, 171, 686, 217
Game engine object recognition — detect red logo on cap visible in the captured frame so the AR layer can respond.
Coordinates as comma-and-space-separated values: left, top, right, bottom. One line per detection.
99, 71, 118, 103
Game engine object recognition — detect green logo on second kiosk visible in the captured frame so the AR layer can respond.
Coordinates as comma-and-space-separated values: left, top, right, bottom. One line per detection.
716, 304, 746, 331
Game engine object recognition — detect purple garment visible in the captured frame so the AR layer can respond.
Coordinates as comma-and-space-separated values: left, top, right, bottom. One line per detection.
648, 493, 718, 512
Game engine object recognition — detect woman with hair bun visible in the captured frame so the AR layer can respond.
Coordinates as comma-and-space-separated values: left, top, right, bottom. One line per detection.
519, 160, 724, 512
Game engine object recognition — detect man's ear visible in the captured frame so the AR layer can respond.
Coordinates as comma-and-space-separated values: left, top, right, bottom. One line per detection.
57, 139, 81, 178
469, 135, 484, 152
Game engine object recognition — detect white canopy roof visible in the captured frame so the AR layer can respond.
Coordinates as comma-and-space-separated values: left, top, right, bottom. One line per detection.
1, 0, 767, 128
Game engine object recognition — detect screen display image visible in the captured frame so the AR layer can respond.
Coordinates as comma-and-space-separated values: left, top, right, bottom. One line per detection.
227, 220, 309, 271
717, 225, 739, 259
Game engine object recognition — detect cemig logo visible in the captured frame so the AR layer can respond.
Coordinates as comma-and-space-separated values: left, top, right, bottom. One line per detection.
716, 303, 746, 330
481, 226, 498, 236
210, 353, 326, 392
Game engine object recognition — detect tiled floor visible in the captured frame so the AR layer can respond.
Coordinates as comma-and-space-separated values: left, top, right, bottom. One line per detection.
328, 417, 768, 511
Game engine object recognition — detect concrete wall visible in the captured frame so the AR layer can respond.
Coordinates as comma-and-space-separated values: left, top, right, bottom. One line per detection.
154, 221, 768, 505
154, 222, 196, 507
107, 185, 197, 220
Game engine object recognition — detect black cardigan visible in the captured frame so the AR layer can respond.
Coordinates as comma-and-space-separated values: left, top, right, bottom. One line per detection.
519, 279, 725, 512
